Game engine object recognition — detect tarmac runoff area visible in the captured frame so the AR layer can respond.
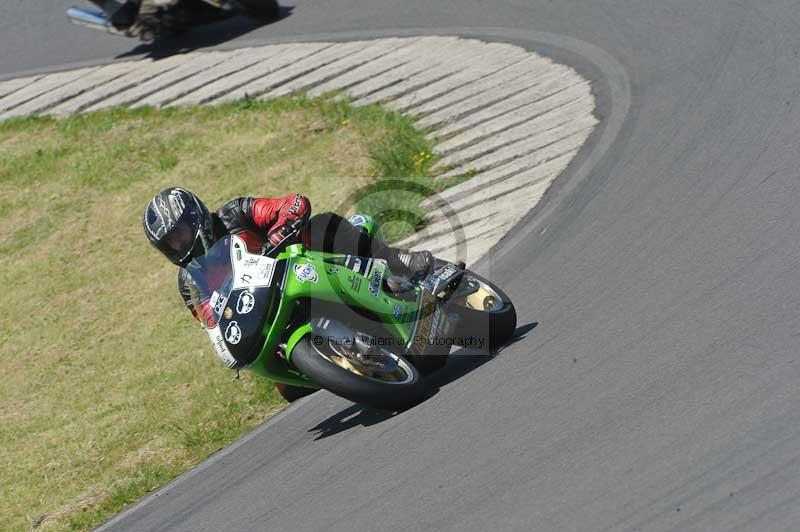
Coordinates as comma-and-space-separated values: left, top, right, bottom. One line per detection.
0, 37, 598, 264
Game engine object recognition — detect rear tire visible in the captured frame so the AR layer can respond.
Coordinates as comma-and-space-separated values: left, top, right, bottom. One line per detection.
291, 337, 426, 411
449, 271, 517, 352
237, 0, 280, 20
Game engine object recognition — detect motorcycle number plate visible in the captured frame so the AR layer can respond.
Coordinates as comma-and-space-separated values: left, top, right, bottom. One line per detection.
231, 235, 276, 290
409, 291, 439, 355
426, 263, 460, 295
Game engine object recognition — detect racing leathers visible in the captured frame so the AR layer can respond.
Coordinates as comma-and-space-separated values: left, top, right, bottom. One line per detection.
178, 194, 432, 320
99, 0, 226, 35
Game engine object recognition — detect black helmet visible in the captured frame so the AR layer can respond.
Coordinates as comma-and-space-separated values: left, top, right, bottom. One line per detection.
143, 187, 215, 267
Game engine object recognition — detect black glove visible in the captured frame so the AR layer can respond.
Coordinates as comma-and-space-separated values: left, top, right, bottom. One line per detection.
261, 224, 298, 255
269, 224, 296, 246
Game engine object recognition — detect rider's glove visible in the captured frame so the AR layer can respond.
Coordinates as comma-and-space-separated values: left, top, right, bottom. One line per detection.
262, 219, 307, 255
268, 224, 296, 248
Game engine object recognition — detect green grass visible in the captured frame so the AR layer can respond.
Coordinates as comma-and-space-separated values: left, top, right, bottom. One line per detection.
0, 96, 450, 532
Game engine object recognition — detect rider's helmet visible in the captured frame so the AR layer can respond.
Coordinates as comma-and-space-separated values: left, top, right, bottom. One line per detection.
143, 187, 215, 267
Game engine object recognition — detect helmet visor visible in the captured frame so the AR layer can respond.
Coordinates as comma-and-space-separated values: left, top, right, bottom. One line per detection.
156, 220, 212, 267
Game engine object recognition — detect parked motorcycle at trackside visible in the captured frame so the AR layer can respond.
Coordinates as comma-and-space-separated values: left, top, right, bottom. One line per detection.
184, 216, 517, 411
67, 0, 279, 43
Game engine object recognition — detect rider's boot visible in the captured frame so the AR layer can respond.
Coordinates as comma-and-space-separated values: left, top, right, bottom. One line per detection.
376, 247, 434, 279
307, 212, 435, 279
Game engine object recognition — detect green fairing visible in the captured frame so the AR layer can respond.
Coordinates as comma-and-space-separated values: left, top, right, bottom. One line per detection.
247, 243, 421, 387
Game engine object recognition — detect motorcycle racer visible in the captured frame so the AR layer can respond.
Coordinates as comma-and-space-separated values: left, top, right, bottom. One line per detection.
95, 0, 275, 38
94, 0, 228, 38
142, 187, 434, 319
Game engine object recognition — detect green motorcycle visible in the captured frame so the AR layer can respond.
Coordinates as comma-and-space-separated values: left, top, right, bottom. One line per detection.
184, 216, 517, 410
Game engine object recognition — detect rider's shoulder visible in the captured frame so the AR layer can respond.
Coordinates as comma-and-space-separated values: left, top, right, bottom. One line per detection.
217, 196, 254, 215
216, 197, 255, 231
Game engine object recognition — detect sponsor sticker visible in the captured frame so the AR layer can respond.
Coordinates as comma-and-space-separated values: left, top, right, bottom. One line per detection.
294, 263, 319, 283
289, 194, 304, 215
344, 255, 374, 276
210, 291, 227, 316
242, 257, 260, 268
426, 263, 460, 293
393, 304, 402, 319
348, 214, 367, 227
410, 292, 438, 354
368, 267, 384, 298
231, 235, 276, 290
429, 307, 443, 343
207, 326, 237, 368
236, 291, 256, 314
436, 264, 459, 283
350, 256, 363, 274
225, 321, 242, 345
258, 261, 272, 279
348, 275, 362, 292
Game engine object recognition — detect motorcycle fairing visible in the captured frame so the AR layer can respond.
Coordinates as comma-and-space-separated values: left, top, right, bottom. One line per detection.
249, 244, 423, 386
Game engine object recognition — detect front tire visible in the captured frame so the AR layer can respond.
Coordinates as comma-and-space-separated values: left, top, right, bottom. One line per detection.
290, 337, 426, 411
448, 271, 517, 352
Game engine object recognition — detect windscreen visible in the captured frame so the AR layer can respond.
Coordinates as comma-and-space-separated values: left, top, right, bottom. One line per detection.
184, 235, 235, 330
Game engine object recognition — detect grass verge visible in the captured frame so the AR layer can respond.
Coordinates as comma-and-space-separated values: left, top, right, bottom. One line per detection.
0, 96, 448, 531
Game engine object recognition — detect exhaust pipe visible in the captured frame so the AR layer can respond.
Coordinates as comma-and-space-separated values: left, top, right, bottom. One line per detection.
66, 6, 125, 35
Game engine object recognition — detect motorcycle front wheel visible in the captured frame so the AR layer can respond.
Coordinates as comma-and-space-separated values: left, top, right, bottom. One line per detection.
290, 336, 426, 411
448, 271, 517, 352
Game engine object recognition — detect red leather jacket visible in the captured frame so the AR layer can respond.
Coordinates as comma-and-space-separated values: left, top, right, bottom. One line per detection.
215, 194, 311, 245
179, 194, 311, 317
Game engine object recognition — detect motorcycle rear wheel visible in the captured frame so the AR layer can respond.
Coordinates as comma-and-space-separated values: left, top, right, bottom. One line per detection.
290, 337, 426, 411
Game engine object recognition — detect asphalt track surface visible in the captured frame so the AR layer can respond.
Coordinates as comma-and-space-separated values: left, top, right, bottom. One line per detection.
5, 2, 800, 531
